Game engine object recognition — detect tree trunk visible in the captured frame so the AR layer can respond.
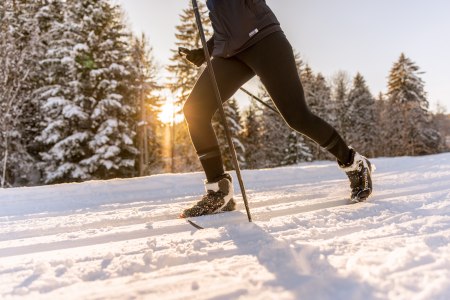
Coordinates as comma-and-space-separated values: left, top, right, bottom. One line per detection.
1, 137, 8, 188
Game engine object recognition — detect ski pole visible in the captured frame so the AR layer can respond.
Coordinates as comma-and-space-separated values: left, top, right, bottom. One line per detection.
191, 0, 252, 222
238, 87, 279, 114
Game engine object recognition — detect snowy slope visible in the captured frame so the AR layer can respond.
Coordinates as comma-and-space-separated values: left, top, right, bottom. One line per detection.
1, 153, 450, 300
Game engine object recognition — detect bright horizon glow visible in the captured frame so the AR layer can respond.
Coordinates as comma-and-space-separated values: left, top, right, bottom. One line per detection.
157, 89, 185, 124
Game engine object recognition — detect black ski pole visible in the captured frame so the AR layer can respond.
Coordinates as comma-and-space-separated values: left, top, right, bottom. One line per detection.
239, 87, 279, 114
191, 0, 252, 222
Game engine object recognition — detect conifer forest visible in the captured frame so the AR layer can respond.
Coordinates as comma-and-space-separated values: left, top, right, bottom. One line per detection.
1, 0, 449, 187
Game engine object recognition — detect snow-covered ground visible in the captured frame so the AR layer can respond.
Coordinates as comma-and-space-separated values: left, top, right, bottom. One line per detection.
1, 153, 450, 300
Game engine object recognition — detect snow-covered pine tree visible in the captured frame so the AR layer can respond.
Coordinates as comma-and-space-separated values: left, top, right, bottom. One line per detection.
167, 1, 211, 107
281, 131, 313, 165
314, 73, 335, 160
330, 71, 351, 140
279, 51, 313, 165
212, 98, 246, 170
257, 87, 291, 168
38, 0, 138, 183
315, 74, 334, 124
36, 0, 92, 184
129, 33, 163, 175
301, 66, 334, 160
145, 93, 165, 174
75, 0, 139, 179
166, 1, 211, 173
281, 132, 313, 165
432, 102, 450, 152
373, 92, 388, 157
242, 100, 264, 169
299, 65, 317, 160
9, 0, 49, 165
28, 0, 65, 161
379, 96, 405, 156
300, 65, 315, 105
0, 0, 43, 186
293, 50, 304, 76
345, 73, 377, 157
386, 53, 441, 156
253, 53, 312, 168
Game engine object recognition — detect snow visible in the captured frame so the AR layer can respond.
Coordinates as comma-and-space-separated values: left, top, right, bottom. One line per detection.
61, 56, 73, 65
1, 153, 450, 299
40, 87, 61, 98
43, 97, 70, 109
74, 43, 89, 52
62, 105, 88, 119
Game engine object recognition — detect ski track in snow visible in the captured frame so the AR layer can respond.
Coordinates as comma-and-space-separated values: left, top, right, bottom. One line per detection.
0, 154, 450, 299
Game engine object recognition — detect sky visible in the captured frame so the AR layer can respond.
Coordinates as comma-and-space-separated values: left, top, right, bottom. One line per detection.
116, 0, 450, 113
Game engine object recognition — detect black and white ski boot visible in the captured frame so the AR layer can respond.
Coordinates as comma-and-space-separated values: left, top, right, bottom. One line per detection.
180, 173, 236, 218
339, 148, 374, 202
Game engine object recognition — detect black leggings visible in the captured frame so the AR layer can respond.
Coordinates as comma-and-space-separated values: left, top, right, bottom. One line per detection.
184, 31, 350, 182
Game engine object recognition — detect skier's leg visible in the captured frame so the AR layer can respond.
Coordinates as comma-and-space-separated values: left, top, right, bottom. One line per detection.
183, 57, 255, 182
237, 31, 373, 201
237, 31, 352, 165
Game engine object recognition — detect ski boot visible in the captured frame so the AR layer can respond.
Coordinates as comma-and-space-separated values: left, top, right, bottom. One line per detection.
339, 148, 374, 202
180, 173, 236, 218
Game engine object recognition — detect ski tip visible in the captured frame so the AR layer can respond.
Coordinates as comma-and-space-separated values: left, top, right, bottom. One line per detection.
187, 219, 204, 230
179, 213, 186, 219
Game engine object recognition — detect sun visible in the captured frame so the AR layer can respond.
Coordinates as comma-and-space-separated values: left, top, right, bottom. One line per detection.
159, 101, 176, 124
157, 90, 185, 124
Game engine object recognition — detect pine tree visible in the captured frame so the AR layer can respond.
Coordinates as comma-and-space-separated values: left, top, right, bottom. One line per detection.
314, 74, 334, 122
129, 34, 163, 175
167, 1, 211, 107
166, 1, 211, 173
146, 94, 165, 174
330, 71, 351, 140
36, 0, 90, 183
386, 53, 441, 156
432, 102, 450, 152
167, 1, 211, 105
79, 0, 139, 179
345, 73, 377, 157
281, 132, 313, 165
302, 67, 329, 120
257, 87, 291, 168
0, 0, 43, 186
293, 50, 304, 76
373, 92, 388, 157
314, 73, 334, 160
252, 54, 312, 168
379, 95, 405, 156
300, 65, 315, 103
242, 100, 264, 169
212, 99, 245, 170
38, 0, 139, 183
301, 67, 333, 160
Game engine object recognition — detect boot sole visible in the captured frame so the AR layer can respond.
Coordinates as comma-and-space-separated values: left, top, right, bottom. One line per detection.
351, 188, 372, 203
220, 199, 236, 212
180, 199, 236, 218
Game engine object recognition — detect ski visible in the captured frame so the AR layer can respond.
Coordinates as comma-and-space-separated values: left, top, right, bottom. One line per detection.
187, 219, 204, 230
185, 211, 248, 230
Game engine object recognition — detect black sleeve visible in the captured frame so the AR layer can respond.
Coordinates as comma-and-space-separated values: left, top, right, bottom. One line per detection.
206, 36, 215, 55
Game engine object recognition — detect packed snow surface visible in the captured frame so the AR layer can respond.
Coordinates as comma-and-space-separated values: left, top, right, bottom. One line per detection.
1, 153, 450, 299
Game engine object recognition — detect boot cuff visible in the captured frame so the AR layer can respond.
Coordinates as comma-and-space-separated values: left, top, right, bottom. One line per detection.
204, 173, 232, 193
340, 151, 363, 172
